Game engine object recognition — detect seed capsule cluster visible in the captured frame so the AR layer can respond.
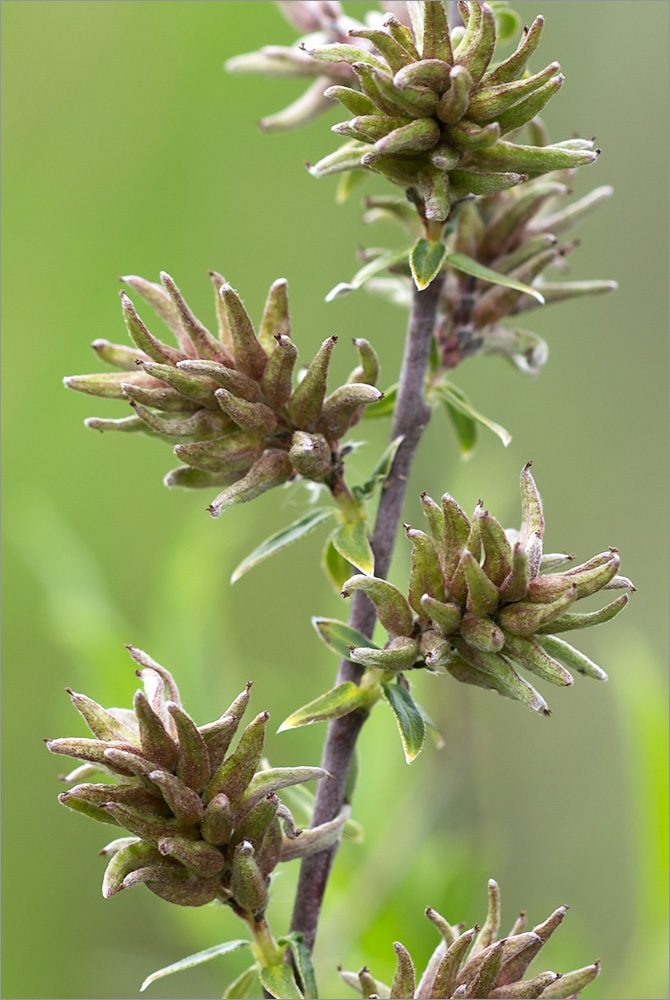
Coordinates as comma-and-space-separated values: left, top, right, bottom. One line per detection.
304, 1, 599, 220
64, 273, 382, 516
47, 647, 343, 914
342, 465, 633, 714
367, 160, 616, 374
339, 879, 600, 999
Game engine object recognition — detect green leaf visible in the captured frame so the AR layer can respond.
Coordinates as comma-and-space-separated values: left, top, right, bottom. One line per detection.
381, 682, 426, 763
434, 381, 511, 447
259, 963, 304, 999
312, 617, 381, 661
444, 252, 545, 304
223, 965, 259, 1000
415, 700, 446, 750
326, 248, 411, 302
332, 517, 374, 575
441, 396, 478, 459
278, 682, 370, 732
322, 534, 353, 593
279, 935, 319, 1000
231, 508, 335, 583
361, 383, 398, 419
354, 436, 404, 502
140, 940, 251, 992
336, 169, 366, 204
410, 238, 449, 291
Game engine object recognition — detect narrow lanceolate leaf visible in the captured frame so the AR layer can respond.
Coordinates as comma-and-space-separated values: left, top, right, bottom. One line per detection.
139, 940, 251, 992
231, 509, 335, 583
259, 964, 304, 1000
355, 436, 404, 501
361, 383, 398, 420
445, 253, 545, 304
223, 965, 258, 1000
434, 382, 511, 446
332, 517, 375, 576
410, 238, 448, 290
322, 535, 354, 593
278, 682, 371, 732
441, 395, 478, 458
278, 934, 319, 1000
312, 617, 381, 661
326, 247, 411, 301
382, 683, 426, 763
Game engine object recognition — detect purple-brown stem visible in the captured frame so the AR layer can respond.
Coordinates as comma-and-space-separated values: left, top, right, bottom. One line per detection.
290, 273, 446, 951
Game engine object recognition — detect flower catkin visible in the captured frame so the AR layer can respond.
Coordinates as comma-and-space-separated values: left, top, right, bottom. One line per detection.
46, 647, 346, 915
339, 879, 600, 999
341, 464, 634, 715
63, 273, 381, 517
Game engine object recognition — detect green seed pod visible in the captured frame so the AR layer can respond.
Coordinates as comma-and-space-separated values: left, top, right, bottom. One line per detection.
63, 370, 161, 400
318, 383, 383, 441
288, 336, 337, 430
436, 64, 473, 123
129, 403, 228, 441
390, 941, 416, 1000
539, 963, 600, 999
201, 792, 235, 846
420, 628, 456, 671
483, 16, 545, 87
102, 840, 163, 898
163, 466, 236, 490
101, 802, 190, 845
147, 771, 204, 826
453, 640, 549, 715
443, 119, 501, 152
534, 593, 628, 635
256, 816, 283, 879
341, 574, 414, 636
46, 736, 141, 775
460, 612, 506, 653
289, 431, 332, 480
218, 283, 268, 380
157, 836, 224, 878
133, 690, 179, 772
468, 63, 561, 123
461, 550, 500, 615
431, 927, 479, 999
232, 794, 278, 852
349, 27, 413, 74
348, 338, 380, 386
258, 277, 291, 353
160, 272, 228, 365
260, 334, 298, 409
496, 75, 565, 136
119, 291, 186, 366
406, 526, 446, 615
242, 766, 330, 816
138, 361, 219, 408
350, 636, 421, 672
497, 585, 577, 635
121, 273, 189, 348
324, 85, 377, 117
230, 840, 268, 919
498, 906, 567, 985
214, 388, 277, 436
61, 782, 165, 814
471, 140, 600, 174
207, 449, 294, 518
529, 550, 620, 602
140, 867, 220, 907
476, 509, 513, 587
207, 270, 235, 357
536, 635, 608, 681
66, 688, 139, 744
449, 170, 528, 198
501, 633, 574, 687
166, 702, 211, 791
420, 595, 463, 634
177, 360, 261, 402
279, 806, 349, 862
374, 117, 441, 155
490, 971, 562, 998
382, 12, 420, 61
91, 338, 148, 371
174, 433, 263, 475
418, 165, 451, 222
368, 64, 439, 118
204, 711, 269, 804
394, 59, 452, 94
199, 714, 243, 774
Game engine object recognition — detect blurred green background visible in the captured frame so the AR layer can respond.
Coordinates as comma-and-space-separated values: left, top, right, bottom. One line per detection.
2, 2, 668, 998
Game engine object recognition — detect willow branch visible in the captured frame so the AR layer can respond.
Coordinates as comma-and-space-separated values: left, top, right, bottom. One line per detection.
290, 273, 445, 951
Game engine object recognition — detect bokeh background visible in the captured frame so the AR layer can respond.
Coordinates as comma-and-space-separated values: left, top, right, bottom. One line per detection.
2, 3, 668, 999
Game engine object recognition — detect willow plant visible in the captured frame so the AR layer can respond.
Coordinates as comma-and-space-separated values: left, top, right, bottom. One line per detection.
51, 3, 631, 998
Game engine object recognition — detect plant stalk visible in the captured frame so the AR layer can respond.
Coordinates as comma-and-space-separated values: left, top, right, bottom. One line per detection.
290, 273, 445, 951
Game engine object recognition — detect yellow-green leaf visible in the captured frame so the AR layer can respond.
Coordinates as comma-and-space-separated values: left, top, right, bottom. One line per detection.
278, 682, 370, 732
312, 617, 380, 661
410, 237, 449, 290
140, 940, 251, 992
434, 381, 511, 447
259, 963, 304, 1000
332, 518, 374, 575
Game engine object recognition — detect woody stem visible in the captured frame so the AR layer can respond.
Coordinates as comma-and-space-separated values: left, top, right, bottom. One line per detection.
289, 273, 446, 952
